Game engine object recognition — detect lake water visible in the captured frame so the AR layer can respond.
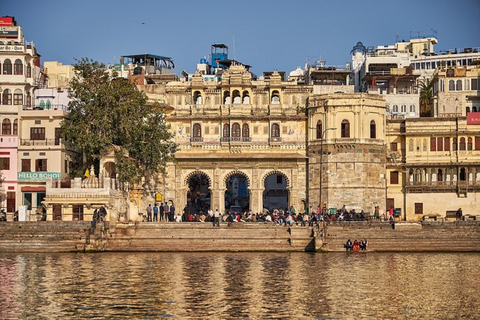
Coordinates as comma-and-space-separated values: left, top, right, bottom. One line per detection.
0, 252, 479, 319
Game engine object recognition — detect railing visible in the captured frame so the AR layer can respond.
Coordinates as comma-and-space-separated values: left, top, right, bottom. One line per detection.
20, 139, 61, 146
269, 137, 282, 143
23, 104, 69, 111
190, 137, 203, 143
407, 181, 478, 187
220, 137, 252, 142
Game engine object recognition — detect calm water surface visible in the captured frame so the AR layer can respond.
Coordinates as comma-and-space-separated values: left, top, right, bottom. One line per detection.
0, 252, 479, 319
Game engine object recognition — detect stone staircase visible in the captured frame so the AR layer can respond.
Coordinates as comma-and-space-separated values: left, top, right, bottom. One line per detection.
0, 221, 91, 252
322, 221, 480, 252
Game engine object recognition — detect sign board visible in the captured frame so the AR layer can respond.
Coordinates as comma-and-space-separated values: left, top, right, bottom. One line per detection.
0, 26, 19, 38
155, 193, 162, 202
0, 44, 24, 52
0, 17, 14, 26
467, 112, 480, 125
18, 172, 61, 181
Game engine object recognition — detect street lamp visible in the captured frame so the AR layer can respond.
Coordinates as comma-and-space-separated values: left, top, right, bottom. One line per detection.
319, 127, 336, 215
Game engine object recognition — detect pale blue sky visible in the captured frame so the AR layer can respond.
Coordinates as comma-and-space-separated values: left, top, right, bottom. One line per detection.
3, 0, 480, 75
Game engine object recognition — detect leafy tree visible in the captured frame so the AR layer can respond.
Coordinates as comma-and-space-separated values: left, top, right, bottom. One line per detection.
419, 76, 434, 117
61, 58, 177, 186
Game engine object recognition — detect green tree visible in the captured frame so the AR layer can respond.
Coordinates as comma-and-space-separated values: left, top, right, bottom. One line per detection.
61, 58, 177, 186
419, 77, 434, 117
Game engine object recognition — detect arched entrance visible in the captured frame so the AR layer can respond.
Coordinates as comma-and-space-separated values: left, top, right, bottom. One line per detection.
186, 172, 211, 214
224, 171, 250, 213
262, 171, 289, 212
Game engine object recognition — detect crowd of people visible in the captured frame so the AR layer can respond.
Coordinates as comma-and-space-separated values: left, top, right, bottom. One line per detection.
344, 239, 368, 251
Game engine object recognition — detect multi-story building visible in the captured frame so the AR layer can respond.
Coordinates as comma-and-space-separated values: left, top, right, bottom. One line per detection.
0, 16, 42, 218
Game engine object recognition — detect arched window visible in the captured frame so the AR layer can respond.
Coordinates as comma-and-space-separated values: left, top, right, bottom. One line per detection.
456, 80, 462, 91
232, 90, 241, 104
2, 119, 11, 135
193, 123, 201, 137
13, 89, 23, 105
40, 100, 45, 109
370, 120, 376, 139
232, 123, 241, 137
316, 120, 323, 139
223, 91, 230, 105
3, 59, 12, 75
438, 169, 443, 182
393, 105, 398, 113
401, 105, 406, 113
193, 91, 202, 105
271, 90, 280, 104
26, 92, 31, 108
223, 123, 230, 137
410, 105, 416, 113
341, 119, 350, 138
466, 107, 471, 114
449, 80, 455, 91
14, 59, 23, 75
459, 137, 466, 150
453, 138, 457, 151
13, 119, 18, 135
468, 137, 473, 150
242, 91, 250, 104
2, 89, 12, 105
271, 123, 280, 137
242, 124, 250, 137
26, 63, 31, 78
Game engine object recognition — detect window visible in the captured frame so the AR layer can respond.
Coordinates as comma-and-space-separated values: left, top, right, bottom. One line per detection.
35, 159, 47, 172
14, 59, 23, 75
410, 105, 415, 113
3, 59, 12, 74
193, 91, 202, 105
341, 120, 350, 138
223, 123, 230, 137
459, 137, 466, 150
242, 124, 250, 137
472, 79, 478, 91
449, 80, 455, 91
437, 169, 443, 182
437, 137, 443, 151
271, 123, 280, 137
401, 105, 406, 113
390, 142, 398, 151
459, 168, 466, 181
21, 159, 31, 172
316, 120, 323, 139
468, 137, 473, 150
73, 205, 84, 221
13, 119, 17, 135
393, 105, 398, 113
271, 90, 280, 104
453, 138, 457, 151
476, 137, 480, 150
13, 89, 23, 105
390, 171, 399, 184
370, 120, 376, 139
2, 89, 12, 105
23, 193, 32, 210
30, 127, 45, 140
0, 157, 9, 170
456, 80, 462, 91
415, 203, 423, 215
232, 123, 241, 137
430, 137, 436, 151
26, 63, 31, 78
445, 137, 450, 151
242, 91, 250, 104
192, 123, 201, 137
232, 90, 241, 104
2, 119, 11, 135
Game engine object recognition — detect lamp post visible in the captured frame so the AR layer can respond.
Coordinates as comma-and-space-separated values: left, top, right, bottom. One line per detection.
319, 127, 336, 216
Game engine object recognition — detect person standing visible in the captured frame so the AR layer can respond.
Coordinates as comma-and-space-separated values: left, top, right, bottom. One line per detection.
213, 209, 221, 227
456, 208, 463, 220
170, 203, 176, 222
159, 202, 165, 222
164, 202, 170, 222
146, 204, 152, 222
153, 203, 159, 222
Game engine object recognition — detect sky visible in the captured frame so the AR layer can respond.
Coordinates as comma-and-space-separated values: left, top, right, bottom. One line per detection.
3, 0, 480, 75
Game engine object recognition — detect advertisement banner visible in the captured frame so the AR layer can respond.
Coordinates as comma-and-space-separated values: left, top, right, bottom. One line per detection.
18, 172, 61, 181
467, 112, 480, 125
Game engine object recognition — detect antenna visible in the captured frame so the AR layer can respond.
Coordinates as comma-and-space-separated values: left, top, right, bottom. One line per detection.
232, 33, 236, 61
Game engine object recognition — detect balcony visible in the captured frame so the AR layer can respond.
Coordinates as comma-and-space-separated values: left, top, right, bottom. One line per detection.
23, 104, 69, 111
20, 138, 60, 146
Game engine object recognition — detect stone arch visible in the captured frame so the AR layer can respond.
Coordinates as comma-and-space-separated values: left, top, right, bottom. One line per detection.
261, 170, 290, 212
223, 170, 251, 187
261, 170, 290, 188
184, 170, 212, 187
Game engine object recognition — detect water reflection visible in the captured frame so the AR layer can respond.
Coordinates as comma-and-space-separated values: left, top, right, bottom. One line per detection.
0, 252, 479, 319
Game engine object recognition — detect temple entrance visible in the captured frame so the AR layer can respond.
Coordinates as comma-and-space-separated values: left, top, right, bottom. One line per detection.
225, 173, 250, 213
187, 173, 211, 214
263, 172, 289, 212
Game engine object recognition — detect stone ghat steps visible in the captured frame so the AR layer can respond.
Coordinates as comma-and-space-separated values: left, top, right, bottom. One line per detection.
0, 240, 85, 253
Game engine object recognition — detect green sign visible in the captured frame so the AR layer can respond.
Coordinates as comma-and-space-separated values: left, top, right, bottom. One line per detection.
18, 172, 61, 181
